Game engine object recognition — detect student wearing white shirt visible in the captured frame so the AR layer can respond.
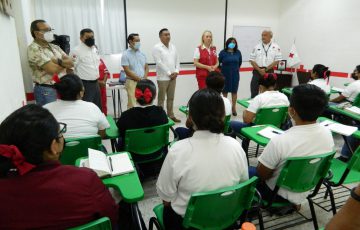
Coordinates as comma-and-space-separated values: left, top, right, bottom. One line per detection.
308, 64, 331, 94
156, 89, 248, 229
44, 74, 110, 138
249, 30, 282, 98
230, 73, 289, 151
253, 84, 334, 212
332, 65, 360, 103
152, 28, 181, 123
174, 72, 232, 140
70, 29, 102, 110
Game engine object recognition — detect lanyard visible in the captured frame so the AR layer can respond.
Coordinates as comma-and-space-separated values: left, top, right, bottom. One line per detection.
262, 43, 272, 58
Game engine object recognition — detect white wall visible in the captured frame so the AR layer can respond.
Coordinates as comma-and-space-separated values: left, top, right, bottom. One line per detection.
277, 0, 360, 88
0, 14, 26, 122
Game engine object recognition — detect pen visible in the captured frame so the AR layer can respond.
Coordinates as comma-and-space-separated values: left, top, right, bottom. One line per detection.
272, 130, 282, 134
109, 157, 113, 172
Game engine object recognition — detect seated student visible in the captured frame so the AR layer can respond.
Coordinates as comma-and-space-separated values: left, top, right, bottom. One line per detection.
326, 183, 360, 230
44, 74, 110, 138
156, 89, 249, 229
252, 84, 334, 212
0, 105, 118, 229
175, 71, 231, 140
116, 79, 168, 150
230, 73, 289, 133
309, 64, 331, 94
331, 65, 360, 103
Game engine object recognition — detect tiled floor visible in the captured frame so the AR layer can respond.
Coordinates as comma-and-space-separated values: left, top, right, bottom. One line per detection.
103, 103, 356, 230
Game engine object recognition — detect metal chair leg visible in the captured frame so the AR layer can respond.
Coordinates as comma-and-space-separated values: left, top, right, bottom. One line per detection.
255, 144, 260, 157
149, 217, 161, 230
257, 206, 265, 230
308, 197, 319, 230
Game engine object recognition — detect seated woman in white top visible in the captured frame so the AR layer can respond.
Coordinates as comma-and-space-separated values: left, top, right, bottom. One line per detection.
44, 74, 110, 138
331, 65, 360, 103
308, 64, 331, 94
156, 88, 249, 229
230, 73, 289, 134
252, 84, 334, 213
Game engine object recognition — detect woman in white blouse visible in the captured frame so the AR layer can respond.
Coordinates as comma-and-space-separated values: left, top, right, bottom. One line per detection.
156, 88, 249, 229
308, 64, 331, 94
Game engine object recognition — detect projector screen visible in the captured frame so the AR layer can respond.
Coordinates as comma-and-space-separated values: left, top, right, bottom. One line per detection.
126, 0, 226, 63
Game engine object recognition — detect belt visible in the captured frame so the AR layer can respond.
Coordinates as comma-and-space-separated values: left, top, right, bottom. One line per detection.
81, 79, 98, 83
35, 83, 55, 88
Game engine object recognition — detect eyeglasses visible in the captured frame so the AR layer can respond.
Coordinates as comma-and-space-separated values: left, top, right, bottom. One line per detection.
58, 122, 67, 138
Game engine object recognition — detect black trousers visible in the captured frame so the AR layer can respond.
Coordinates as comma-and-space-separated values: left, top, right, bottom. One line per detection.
82, 80, 102, 110
163, 206, 185, 230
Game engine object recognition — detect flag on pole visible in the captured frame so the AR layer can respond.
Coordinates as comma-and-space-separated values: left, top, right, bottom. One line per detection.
287, 43, 301, 67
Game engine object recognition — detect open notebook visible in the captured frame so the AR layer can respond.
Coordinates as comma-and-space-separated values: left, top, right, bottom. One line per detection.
345, 106, 360, 115
319, 120, 357, 136
80, 149, 134, 178
257, 126, 284, 139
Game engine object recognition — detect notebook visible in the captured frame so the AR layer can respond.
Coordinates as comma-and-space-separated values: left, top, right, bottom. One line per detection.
345, 106, 360, 115
80, 149, 134, 178
257, 127, 284, 139
319, 120, 357, 136
331, 87, 344, 93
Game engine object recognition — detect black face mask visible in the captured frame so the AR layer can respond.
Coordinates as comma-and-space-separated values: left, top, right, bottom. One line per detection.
84, 37, 95, 47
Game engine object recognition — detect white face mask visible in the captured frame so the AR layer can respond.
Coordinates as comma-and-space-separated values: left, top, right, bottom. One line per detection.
133, 42, 141, 50
44, 31, 54, 42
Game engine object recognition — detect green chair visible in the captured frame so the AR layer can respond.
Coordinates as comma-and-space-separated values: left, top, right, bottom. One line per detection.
68, 217, 111, 230
259, 151, 336, 230
149, 177, 259, 230
322, 146, 360, 214
124, 119, 175, 164
352, 93, 360, 107
253, 106, 288, 128
224, 115, 231, 133
105, 115, 119, 152
61, 135, 103, 165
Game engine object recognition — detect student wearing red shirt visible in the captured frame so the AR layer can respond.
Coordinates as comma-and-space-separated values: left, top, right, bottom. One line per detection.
193, 30, 219, 89
0, 105, 118, 229
98, 59, 109, 115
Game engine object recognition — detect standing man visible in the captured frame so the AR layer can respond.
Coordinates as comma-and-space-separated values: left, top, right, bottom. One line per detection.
152, 28, 181, 123
71, 28, 102, 110
121, 33, 149, 109
249, 30, 282, 98
28, 19, 74, 105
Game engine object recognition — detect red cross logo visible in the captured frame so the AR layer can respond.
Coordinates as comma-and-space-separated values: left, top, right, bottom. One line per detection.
289, 53, 294, 58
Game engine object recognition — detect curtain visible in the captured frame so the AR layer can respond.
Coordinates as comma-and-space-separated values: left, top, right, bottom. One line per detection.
34, 0, 126, 54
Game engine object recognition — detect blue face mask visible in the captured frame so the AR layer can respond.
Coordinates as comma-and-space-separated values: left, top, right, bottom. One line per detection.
228, 42, 236, 49
134, 42, 141, 50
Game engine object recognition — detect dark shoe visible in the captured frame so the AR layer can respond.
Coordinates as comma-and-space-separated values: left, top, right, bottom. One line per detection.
170, 116, 181, 123
232, 112, 237, 116
267, 204, 297, 216
337, 156, 349, 163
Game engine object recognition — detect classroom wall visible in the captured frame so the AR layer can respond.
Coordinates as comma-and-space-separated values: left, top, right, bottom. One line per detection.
277, 0, 360, 88
0, 13, 26, 122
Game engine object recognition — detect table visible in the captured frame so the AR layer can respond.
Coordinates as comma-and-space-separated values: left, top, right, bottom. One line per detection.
282, 87, 341, 96
328, 105, 360, 122
106, 115, 119, 152
240, 124, 280, 147
76, 152, 145, 229
236, 98, 251, 108
107, 83, 125, 120
179, 105, 189, 115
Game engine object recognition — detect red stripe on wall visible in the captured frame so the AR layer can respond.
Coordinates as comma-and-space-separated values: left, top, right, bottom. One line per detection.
330, 72, 348, 78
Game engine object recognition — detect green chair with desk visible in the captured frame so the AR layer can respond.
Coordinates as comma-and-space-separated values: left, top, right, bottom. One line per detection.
320, 146, 360, 215
61, 135, 103, 165
68, 217, 112, 230
105, 115, 119, 152
148, 177, 261, 230
258, 151, 336, 230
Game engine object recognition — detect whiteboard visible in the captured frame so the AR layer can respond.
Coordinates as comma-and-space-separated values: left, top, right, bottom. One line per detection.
232, 26, 269, 62
127, 0, 225, 63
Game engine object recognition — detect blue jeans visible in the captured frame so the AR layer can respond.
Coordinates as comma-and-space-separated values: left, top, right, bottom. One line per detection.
341, 135, 360, 159
34, 85, 57, 106
230, 121, 251, 133
249, 166, 258, 178
175, 127, 193, 140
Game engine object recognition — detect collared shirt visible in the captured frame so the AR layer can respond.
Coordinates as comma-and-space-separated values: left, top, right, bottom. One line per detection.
27, 40, 67, 84
247, 91, 289, 114
44, 99, 110, 138
70, 43, 100, 81
258, 123, 334, 204
249, 42, 282, 67
121, 48, 147, 79
0, 161, 118, 229
152, 42, 180, 81
193, 44, 218, 59
156, 131, 249, 216
342, 80, 360, 102
309, 79, 331, 94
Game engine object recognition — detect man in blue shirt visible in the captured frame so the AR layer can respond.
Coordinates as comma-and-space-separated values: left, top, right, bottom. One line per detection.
121, 33, 149, 108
